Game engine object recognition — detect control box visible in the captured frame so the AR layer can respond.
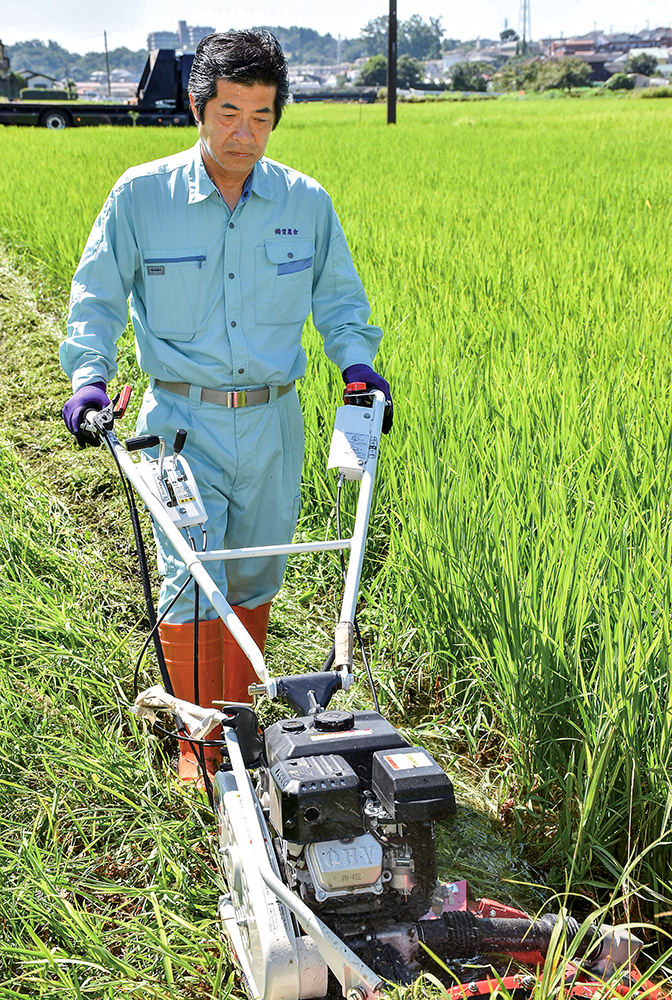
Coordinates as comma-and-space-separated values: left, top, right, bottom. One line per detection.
327, 403, 378, 480
135, 454, 207, 529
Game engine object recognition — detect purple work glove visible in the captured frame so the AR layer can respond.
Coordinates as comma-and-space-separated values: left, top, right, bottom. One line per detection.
342, 364, 393, 434
62, 381, 111, 447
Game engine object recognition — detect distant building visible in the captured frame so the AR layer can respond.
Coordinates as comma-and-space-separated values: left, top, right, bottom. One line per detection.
148, 22, 215, 52
188, 25, 215, 48
147, 31, 179, 50
0, 39, 11, 98
550, 37, 595, 56
177, 20, 189, 47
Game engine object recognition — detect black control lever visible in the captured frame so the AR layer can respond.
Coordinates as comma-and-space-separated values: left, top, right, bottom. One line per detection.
125, 434, 161, 452
173, 429, 187, 455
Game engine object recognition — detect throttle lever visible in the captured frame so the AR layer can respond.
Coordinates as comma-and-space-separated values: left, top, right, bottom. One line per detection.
173, 429, 187, 455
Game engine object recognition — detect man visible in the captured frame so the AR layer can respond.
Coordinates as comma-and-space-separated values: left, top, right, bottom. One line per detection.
61, 30, 392, 782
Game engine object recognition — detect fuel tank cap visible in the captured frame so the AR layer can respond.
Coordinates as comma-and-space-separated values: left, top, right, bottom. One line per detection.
281, 719, 306, 734
313, 710, 355, 732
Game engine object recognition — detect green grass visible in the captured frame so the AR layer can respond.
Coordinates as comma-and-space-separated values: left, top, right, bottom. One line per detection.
0, 97, 672, 989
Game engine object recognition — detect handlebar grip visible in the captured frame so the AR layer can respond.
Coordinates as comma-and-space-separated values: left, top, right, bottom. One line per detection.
81, 406, 100, 426
125, 434, 160, 452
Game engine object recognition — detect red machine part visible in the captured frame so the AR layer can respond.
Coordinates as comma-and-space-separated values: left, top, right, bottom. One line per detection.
113, 384, 133, 419
427, 883, 665, 1000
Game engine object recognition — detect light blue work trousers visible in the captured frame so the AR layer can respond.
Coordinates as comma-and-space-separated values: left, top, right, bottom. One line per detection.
135, 383, 304, 623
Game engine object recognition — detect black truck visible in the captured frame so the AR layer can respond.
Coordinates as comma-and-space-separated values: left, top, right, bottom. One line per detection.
0, 49, 195, 128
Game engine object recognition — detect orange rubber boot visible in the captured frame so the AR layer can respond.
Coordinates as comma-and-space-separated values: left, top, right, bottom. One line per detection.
222, 603, 271, 704
158, 619, 224, 783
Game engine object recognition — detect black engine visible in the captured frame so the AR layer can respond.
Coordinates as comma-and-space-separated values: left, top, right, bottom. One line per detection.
261, 708, 456, 928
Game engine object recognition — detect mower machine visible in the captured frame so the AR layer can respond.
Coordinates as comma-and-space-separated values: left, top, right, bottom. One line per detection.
82, 385, 662, 1000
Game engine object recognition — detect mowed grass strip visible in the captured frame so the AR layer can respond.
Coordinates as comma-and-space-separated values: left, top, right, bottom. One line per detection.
0, 437, 237, 997
0, 99, 671, 924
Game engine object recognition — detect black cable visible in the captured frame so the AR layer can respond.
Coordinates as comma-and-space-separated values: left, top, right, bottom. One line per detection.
334, 474, 381, 713
152, 720, 220, 810
104, 430, 172, 693
132, 576, 193, 697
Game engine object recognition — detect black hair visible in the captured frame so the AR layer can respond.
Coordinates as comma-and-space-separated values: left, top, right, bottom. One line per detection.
188, 29, 289, 127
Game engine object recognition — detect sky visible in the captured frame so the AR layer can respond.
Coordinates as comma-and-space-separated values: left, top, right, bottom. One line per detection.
2, 0, 671, 53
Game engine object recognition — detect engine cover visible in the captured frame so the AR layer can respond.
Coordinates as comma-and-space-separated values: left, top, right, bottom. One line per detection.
264, 710, 410, 783
306, 834, 383, 898
269, 754, 361, 844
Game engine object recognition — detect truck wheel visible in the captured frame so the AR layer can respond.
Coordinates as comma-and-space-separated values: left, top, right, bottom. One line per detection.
41, 110, 70, 129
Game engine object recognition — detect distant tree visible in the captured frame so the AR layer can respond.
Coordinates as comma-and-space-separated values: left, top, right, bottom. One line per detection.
8, 28, 366, 78
8, 39, 148, 82
357, 53, 387, 86
342, 37, 368, 61
449, 61, 488, 91
625, 52, 658, 76
357, 54, 424, 88
73, 46, 146, 80
398, 55, 423, 87
360, 16, 389, 57
500, 28, 519, 41
429, 17, 446, 53
256, 25, 342, 65
10, 72, 26, 99
535, 57, 590, 91
7, 39, 73, 80
497, 57, 539, 90
400, 14, 442, 59
360, 14, 444, 60
604, 72, 635, 90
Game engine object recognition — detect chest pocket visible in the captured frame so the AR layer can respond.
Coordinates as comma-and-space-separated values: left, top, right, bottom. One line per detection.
255, 238, 314, 325
142, 248, 207, 340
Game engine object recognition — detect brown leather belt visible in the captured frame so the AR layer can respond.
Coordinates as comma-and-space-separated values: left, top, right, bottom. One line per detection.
155, 379, 294, 408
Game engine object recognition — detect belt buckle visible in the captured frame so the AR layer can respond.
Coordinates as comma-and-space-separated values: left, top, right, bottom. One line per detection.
227, 389, 246, 408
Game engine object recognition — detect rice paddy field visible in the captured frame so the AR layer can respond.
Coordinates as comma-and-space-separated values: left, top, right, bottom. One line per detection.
1, 95, 672, 995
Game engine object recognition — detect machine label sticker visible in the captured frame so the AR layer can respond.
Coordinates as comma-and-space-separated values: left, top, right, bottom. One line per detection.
172, 480, 196, 503
383, 751, 429, 770
309, 728, 374, 741
344, 432, 370, 464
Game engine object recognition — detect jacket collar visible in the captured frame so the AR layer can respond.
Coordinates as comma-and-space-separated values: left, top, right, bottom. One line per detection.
187, 141, 280, 204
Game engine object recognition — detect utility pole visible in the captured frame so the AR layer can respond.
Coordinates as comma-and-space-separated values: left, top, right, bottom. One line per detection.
104, 30, 111, 98
518, 0, 531, 54
387, 0, 397, 124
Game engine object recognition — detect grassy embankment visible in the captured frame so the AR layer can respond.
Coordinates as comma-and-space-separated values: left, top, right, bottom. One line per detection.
0, 98, 671, 993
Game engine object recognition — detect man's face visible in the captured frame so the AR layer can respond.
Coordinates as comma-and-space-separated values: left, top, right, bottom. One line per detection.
192, 78, 277, 182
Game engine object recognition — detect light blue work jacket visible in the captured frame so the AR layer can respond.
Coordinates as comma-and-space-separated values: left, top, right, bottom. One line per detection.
61, 141, 383, 392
